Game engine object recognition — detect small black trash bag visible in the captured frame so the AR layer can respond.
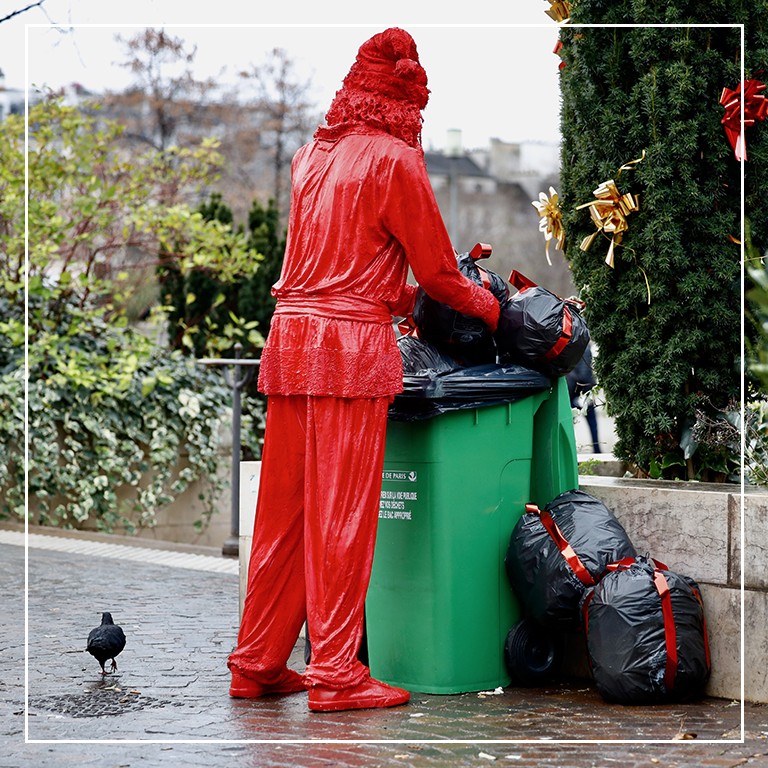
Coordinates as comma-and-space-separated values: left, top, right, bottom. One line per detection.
398, 334, 462, 375
505, 490, 636, 630
494, 270, 589, 378
412, 244, 509, 364
582, 556, 711, 705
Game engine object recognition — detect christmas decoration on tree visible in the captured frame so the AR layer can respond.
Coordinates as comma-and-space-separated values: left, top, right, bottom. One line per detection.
532, 186, 565, 265
544, 0, 571, 22
576, 152, 644, 269
553, 39, 567, 71
720, 78, 767, 161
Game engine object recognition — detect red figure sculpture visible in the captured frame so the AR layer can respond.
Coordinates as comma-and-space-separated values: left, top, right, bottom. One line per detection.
227, 27, 500, 713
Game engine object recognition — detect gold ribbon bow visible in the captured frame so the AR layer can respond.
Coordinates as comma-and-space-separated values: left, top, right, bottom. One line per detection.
544, 0, 571, 22
577, 152, 645, 268
532, 186, 565, 266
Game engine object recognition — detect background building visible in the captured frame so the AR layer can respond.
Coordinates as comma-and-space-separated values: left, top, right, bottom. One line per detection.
426, 131, 575, 299
0, 68, 25, 121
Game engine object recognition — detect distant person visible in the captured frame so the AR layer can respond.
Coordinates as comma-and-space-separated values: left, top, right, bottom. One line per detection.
227, 27, 499, 713
567, 343, 601, 454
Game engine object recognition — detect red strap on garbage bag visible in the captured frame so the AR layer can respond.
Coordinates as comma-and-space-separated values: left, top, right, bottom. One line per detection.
652, 568, 678, 690
606, 556, 669, 572
470, 242, 493, 261
477, 267, 491, 291
508, 270, 538, 293
543, 305, 573, 361
605, 557, 678, 690
398, 315, 419, 337
525, 503, 595, 586
471, 245, 493, 291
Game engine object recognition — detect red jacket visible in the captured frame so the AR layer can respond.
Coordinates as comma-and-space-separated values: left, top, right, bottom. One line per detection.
258, 126, 500, 398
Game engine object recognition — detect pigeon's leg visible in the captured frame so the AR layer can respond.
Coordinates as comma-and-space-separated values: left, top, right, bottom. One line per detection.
109, 659, 118, 674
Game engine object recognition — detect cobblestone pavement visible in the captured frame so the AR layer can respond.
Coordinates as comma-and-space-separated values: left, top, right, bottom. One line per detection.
2, 530, 768, 768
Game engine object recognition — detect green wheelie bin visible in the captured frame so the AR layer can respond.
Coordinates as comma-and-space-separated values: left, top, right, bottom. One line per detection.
365, 369, 579, 694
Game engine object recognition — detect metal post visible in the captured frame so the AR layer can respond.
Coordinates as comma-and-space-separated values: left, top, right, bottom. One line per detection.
223, 343, 243, 557
197, 345, 260, 558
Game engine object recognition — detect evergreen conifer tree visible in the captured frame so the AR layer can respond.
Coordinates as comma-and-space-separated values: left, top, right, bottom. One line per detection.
238, 197, 286, 338
160, 194, 285, 358
558, 2, 768, 479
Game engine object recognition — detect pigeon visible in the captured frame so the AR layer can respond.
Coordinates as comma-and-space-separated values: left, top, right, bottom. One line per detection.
86, 612, 126, 675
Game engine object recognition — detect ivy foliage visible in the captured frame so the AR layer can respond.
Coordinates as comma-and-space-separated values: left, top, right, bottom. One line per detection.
2, 303, 231, 532
558, 3, 767, 480
0, 97, 264, 532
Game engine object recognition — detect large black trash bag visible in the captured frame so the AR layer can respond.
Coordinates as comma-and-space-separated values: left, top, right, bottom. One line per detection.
582, 556, 711, 705
412, 244, 509, 364
494, 270, 589, 378
391, 335, 551, 421
505, 490, 636, 630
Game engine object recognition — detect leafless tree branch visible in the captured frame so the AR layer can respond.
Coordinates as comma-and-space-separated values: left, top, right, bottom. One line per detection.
0, 0, 47, 25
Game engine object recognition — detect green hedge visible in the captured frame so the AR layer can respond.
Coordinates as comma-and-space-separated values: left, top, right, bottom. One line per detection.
558, 3, 767, 480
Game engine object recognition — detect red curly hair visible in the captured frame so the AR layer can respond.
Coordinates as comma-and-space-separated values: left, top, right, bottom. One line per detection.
314, 28, 430, 150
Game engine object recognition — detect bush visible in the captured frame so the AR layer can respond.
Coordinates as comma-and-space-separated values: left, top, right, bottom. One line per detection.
0, 96, 264, 531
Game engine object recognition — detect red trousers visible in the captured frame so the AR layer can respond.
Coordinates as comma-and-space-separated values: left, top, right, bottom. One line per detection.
228, 394, 390, 689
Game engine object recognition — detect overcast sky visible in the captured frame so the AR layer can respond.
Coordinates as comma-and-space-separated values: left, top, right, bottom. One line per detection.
1, 0, 566, 150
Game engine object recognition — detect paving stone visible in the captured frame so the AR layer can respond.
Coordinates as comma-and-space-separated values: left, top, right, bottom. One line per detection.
2, 536, 768, 767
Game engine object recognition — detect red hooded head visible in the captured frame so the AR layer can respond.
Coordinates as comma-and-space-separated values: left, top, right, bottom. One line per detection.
316, 28, 430, 149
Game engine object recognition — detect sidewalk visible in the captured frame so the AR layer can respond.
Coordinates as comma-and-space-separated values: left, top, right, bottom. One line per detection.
2, 526, 767, 768
572, 397, 617, 457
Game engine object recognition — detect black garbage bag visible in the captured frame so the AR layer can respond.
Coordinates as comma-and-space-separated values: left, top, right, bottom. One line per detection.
582, 556, 711, 704
505, 490, 636, 630
398, 334, 462, 375
391, 335, 551, 421
495, 270, 589, 378
412, 244, 509, 364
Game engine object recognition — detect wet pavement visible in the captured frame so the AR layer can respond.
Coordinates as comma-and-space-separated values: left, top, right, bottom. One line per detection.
2, 526, 768, 768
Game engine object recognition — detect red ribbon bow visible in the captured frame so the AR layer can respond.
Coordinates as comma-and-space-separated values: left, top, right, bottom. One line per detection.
720, 78, 768, 161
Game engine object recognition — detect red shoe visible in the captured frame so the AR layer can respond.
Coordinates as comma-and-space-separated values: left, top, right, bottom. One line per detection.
308, 676, 410, 712
229, 667, 307, 698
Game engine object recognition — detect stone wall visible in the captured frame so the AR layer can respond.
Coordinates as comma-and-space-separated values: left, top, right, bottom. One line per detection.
70, 450, 233, 549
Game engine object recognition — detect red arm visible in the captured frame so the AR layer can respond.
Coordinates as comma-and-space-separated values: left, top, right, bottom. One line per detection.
381, 146, 500, 331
